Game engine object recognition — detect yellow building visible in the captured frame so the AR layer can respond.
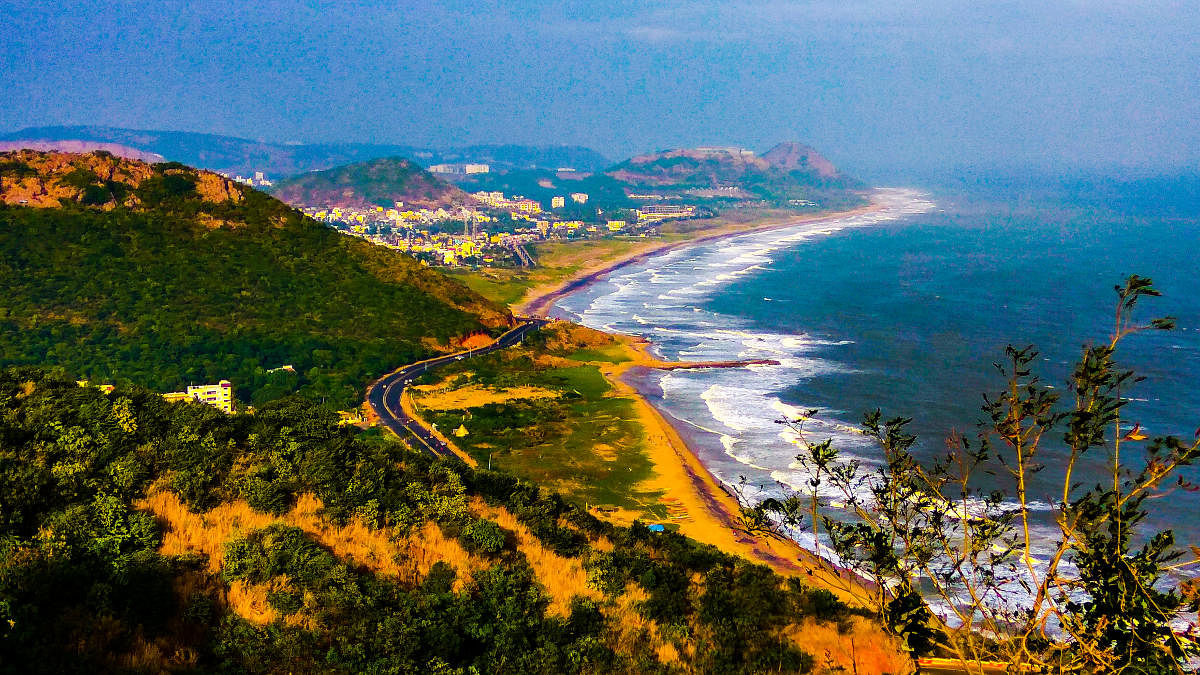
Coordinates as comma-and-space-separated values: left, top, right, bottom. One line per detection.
551, 196, 565, 209
514, 199, 542, 215
606, 220, 626, 231
188, 381, 234, 413
163, 380, 234, 413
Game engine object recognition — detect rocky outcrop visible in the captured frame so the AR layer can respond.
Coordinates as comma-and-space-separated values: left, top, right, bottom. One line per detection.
761, 142, 841, 179
0, 150, 246, 213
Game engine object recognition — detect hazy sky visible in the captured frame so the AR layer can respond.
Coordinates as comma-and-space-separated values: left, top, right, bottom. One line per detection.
2, 1, 1198, 179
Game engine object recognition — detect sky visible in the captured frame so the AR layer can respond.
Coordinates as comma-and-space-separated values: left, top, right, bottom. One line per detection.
2, 0, 1198, 180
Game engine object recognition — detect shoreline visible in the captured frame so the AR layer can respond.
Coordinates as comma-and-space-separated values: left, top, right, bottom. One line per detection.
599, 334, 873, 604
517, 199, 885, 318
517, 197, 895, 601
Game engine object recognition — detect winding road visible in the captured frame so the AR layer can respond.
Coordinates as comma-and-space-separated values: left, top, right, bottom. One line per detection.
366, 318, 548, 458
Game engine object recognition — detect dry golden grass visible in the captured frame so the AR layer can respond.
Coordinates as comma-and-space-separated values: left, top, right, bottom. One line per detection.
415, 383, 560, 411
591, 442, 618, 462
603, 583, 685, 666
140, 491, 277, 572
411, 372, 470, 393
470, 497, 600, 616
397, 522, 491, 592
541, 321, 617, 352
787, 617, 913, 675
139, 490, 496, 623
284, 608, 321, 632
227, 579, 279, 625
656, 641, 682, 666
531, 353, 581, 368
290, 493, 405, 577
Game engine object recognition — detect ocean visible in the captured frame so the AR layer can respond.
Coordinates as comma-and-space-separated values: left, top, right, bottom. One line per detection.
550, 179, 1200, 564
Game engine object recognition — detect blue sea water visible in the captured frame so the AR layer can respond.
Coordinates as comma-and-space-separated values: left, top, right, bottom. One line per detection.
551, 179, 1200, 556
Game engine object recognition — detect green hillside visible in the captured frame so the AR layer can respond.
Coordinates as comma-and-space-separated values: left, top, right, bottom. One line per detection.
0, 151, 509, 408
0, 368, 879, 673
270, 157, 471, 210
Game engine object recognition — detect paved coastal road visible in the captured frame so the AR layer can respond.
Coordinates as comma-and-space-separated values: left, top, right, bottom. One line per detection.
367, 318, 548, 458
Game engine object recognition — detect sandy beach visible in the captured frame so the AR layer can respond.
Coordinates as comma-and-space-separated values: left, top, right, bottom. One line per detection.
599, 335, 873, 603
515, 198, 892, 603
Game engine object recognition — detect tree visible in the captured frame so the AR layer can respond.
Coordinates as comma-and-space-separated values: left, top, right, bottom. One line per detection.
743, 275, 1200, 672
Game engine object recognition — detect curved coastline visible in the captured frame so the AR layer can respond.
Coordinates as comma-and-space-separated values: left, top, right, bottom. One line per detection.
517, 199, 885, 319
518, 194, 904, 600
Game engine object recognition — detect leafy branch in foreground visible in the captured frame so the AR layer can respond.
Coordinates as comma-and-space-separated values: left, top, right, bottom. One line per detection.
743, 274, 1200, 673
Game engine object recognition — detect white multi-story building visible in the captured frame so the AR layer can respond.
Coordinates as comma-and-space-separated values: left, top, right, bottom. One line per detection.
430, 163, 490, 175
636, 204, 697, 222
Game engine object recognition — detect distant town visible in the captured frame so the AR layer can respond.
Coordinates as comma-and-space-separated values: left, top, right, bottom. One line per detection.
299, 193, 697, 269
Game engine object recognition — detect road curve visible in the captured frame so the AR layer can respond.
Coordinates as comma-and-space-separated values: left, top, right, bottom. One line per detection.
367, 318, 549, 459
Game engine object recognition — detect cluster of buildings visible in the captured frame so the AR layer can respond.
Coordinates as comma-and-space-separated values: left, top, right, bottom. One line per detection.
470, 191, 590, 215
472, 191, 544, 214
224, 171, 273, 188
292, 186, 701, 269
303, 204, 494, 228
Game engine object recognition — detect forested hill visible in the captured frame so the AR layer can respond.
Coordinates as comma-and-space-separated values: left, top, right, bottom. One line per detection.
0, 150, 510, 408
269, 157, 470, 210
0, 369, 885, 673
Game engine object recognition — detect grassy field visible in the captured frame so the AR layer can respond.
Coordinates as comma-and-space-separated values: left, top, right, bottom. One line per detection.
410, 323, 673, 520
448, 235, 677, 309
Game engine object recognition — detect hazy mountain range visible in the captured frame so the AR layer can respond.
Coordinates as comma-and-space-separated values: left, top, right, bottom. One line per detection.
0, 126, 612, 178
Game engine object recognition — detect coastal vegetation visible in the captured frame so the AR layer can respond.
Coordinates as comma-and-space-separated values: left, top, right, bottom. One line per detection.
0, 367, 897, 673
0, 151, 508, 409
745, 276, 1200, 673
409, 322, 665, 520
